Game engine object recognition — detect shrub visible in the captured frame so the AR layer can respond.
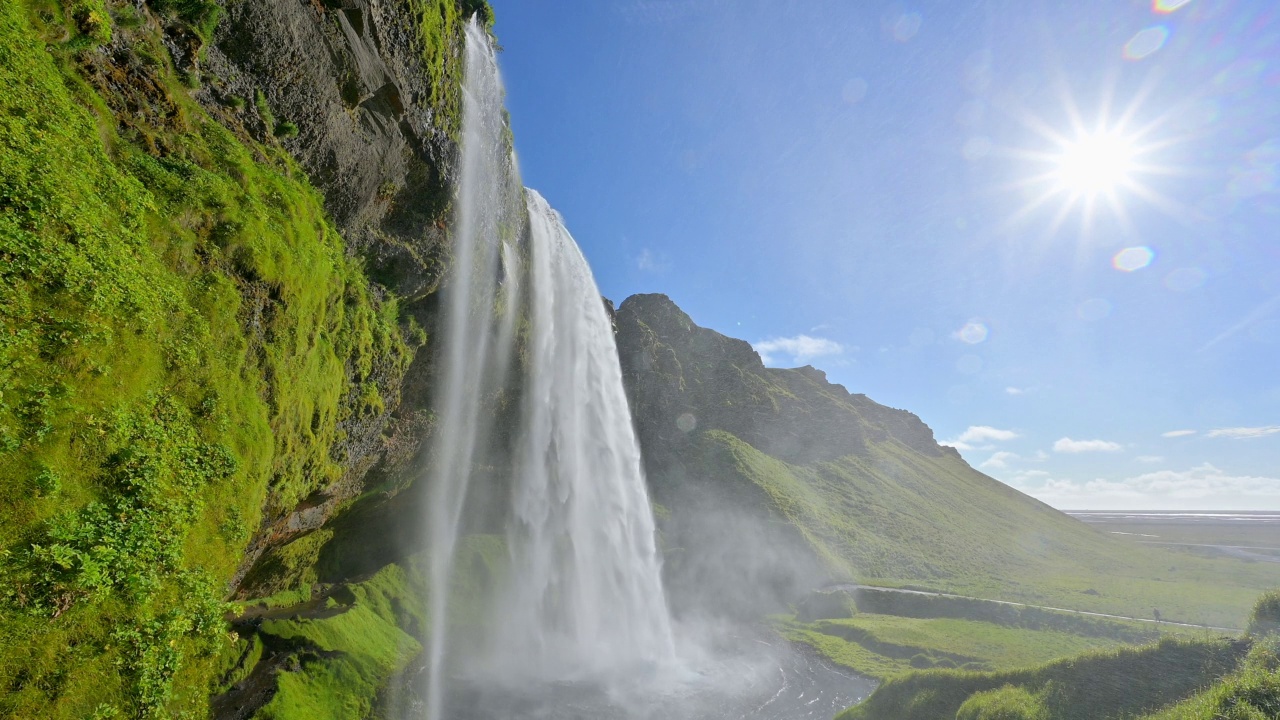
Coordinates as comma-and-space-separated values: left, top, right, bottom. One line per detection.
274, 120, 299, 138
1247, 590, 1280, 638
957, 685, 1049, 720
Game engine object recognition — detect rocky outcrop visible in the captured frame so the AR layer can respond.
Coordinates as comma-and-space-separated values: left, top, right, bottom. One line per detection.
205, 0, 457, 300
616, 293, 951, 471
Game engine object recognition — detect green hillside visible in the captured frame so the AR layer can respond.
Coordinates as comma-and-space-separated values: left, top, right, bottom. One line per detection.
615, 294, 1280, 628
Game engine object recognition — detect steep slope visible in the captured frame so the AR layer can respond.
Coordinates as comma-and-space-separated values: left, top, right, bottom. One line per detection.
0, 2, 489, 717
614, 294, 1277, 625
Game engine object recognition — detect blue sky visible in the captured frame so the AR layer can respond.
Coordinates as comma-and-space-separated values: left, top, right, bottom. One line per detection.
490, 0, 1280, 510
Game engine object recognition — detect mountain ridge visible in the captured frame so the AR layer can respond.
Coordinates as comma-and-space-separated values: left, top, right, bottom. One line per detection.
614, 293, 1273, 627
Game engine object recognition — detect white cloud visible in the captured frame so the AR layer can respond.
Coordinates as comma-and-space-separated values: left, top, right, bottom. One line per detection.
1162, 429, 1197, 438
1053, 437, 1122, 453
1135, 455, 1165, 463
980, 451, 1019, 470
1005, 386, 1024, 395
1021, 464, 1280, 510
941, 425, 1019, 451
635, 248, 665, 272
1207, 426, 1280, 439
753, 335, 844, 366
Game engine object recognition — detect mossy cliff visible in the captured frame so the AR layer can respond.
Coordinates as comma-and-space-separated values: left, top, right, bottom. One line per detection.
0, 1, 491, 717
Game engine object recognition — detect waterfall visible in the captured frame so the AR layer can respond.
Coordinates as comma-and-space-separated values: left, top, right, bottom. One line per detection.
491, 190, 676, 682
423, 18, 523, 720
422, 18, 674, 719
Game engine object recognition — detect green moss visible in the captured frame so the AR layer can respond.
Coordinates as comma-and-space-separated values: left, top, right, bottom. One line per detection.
146, 0, 222, 45
0, 3, 409, 717
406, 0, 496, 141
253, 565, 424, 720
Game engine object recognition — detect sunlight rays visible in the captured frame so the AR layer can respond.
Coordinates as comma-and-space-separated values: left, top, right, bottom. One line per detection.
995, 73, 1195, 239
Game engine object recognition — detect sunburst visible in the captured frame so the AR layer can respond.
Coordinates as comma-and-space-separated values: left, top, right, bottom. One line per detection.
999, 76, 1187, 238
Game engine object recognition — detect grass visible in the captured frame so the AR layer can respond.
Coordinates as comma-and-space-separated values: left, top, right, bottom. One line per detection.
218, 536, 505, 718
1139, 637, 1280, 720
840, 635, 1250, 720
840, 598, 1280, 719
251, 565, 424, 720
783, 613, 1139, 679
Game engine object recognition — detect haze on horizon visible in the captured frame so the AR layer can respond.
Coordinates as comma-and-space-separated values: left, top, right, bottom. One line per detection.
491, 0, 1280, 511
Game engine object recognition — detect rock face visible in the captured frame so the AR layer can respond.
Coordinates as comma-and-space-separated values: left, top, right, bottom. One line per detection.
208, 0, 458, 300
616, 293, 951, 468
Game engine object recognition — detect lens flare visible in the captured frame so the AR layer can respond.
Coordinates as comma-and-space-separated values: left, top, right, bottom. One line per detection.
1113, 246, 1155, 272
1123, 26, 1170, 61
1153, 0, 1193, 14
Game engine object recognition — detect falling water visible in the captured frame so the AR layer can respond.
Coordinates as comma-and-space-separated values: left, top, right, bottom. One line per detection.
424, 19, 674, 719
424, 18, 523, 720
490, 190, 676, 681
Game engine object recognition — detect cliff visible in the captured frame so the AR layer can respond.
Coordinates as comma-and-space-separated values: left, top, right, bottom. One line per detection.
0, 1, 489, 717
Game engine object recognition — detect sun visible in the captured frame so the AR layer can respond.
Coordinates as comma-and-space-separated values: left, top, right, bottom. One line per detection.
1000, 91, 1184, 237
1054, 132, 1136, 196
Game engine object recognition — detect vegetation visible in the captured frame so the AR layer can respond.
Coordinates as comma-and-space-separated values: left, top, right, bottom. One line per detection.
829, 593, 1280, 719
692, 429, 1276, 629
839, 636, 1249, 720
0, 1, 415, 715
782, 612, 1152, 680
1140, 637, 1280, 720
1247, 590, 1280, 638
407, 0, 482, 141
247, 565, 424, 720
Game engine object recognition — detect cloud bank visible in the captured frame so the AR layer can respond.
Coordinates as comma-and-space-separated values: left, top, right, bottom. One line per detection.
1012, 464, 1280, 510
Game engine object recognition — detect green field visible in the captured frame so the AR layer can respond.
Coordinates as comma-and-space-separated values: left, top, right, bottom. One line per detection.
782, 613, 1138, 679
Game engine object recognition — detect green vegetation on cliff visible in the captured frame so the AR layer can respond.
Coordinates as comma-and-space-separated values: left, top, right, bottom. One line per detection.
0, 1, 442, 716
